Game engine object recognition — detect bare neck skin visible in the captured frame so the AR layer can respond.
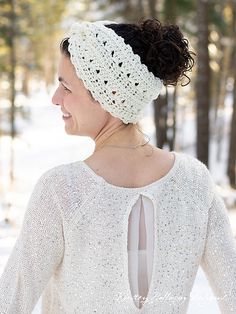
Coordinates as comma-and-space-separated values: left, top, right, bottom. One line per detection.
93, 123, 149, 153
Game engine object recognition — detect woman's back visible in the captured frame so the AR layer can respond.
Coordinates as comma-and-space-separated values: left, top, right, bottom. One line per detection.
83, 147, 176, 309
0, 151, 236, 313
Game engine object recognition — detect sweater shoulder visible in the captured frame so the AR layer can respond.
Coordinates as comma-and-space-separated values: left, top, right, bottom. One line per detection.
33, 162, 75, 191
35, 161, 99, 224
39, 161, 98, 188
177, 152, 215, 207
178, 152, 212, 177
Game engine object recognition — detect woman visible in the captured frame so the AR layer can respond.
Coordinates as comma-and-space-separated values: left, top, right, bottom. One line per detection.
0, 18, 235, 313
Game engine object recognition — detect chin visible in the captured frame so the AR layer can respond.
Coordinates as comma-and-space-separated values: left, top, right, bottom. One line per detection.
64, 126, 76, 135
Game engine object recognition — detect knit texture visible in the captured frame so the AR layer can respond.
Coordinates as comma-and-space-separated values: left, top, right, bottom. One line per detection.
68, 21, 163, 124
0, 151, 235, 313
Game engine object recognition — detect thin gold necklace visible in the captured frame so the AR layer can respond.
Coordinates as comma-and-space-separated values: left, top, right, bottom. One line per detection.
95, 135, 154, 157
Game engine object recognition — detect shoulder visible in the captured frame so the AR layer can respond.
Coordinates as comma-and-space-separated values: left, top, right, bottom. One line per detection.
35, 160, 98, 199
36, 162, 74, 186
35, 161, 99, 224
177, 151, 212, 176
176, 152, 215, 205
32, 161, 87, 199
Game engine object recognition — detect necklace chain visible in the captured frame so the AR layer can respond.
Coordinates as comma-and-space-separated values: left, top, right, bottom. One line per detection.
104, 136, 150, 149
94, 134, 154, 156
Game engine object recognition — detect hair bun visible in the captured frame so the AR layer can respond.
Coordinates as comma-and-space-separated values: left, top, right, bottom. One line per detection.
139, 19, 162, 42
138, 18, 195, 86
103, 18, 195, 87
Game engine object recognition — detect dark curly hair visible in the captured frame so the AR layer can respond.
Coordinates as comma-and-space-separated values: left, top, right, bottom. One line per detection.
60, 18, 196, 87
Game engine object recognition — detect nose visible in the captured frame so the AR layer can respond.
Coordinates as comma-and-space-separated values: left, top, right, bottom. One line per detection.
51, 88, 62, 106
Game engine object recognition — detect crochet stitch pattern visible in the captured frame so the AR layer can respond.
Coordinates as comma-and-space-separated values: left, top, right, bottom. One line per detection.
67, 20, 164, 124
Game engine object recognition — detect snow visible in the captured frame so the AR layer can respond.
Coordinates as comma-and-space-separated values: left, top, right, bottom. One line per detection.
0, 84, 235, 313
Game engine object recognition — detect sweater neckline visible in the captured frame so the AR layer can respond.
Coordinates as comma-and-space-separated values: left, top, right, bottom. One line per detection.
78, 150, 181, 191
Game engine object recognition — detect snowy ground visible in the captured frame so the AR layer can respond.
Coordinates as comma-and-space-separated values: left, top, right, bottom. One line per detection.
0, 85, 235, 313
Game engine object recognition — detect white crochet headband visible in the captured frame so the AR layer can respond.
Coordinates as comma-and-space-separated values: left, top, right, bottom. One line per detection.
67, 20, 164, 124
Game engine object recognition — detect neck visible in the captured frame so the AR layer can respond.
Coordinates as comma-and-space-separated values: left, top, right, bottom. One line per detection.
94, 123, 146, 152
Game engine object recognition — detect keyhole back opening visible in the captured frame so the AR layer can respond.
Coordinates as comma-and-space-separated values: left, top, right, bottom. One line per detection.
127, 194, 154, 309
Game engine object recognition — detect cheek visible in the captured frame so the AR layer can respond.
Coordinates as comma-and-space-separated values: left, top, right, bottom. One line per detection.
64, 94, 91, 118
64, 90, 105, 123
63, 94, 78, 110
88, 103, 110, 127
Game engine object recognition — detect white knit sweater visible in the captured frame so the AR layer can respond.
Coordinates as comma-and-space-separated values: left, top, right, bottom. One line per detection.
0, 151, 235, 313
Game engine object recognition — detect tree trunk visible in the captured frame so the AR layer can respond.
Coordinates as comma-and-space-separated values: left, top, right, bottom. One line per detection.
148, 0, 157, 17
215, 41, 232, 162
227, 3, 236, 188
148, 0, 169, 150
169, 86, 177, 151
22, 65, 30, 96
164, 0, 177, 23
9, 0, 16, 184
227, 71, 236, 188
196, 0, 210, 166
164, 0, 177, 151
154, 89, 168, 148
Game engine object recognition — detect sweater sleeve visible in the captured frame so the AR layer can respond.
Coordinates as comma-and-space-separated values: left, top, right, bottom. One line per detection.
200, 175, 236, 313
0, 171, 65, 314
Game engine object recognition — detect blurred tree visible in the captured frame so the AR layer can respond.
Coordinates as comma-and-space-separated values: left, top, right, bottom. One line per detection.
0, 0, 68, 185
202, 3, 234, 175
152, 0, 168, 151
195, 1, 235, 186
154, 0, 195, 151
196, 0, 210, 166
9, 0, 16, 183
0, 0, 17, 184
227, 1, 236, 188
18, 0, 68, 91
160, 0, 178, 152
0, 0, 68, 96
